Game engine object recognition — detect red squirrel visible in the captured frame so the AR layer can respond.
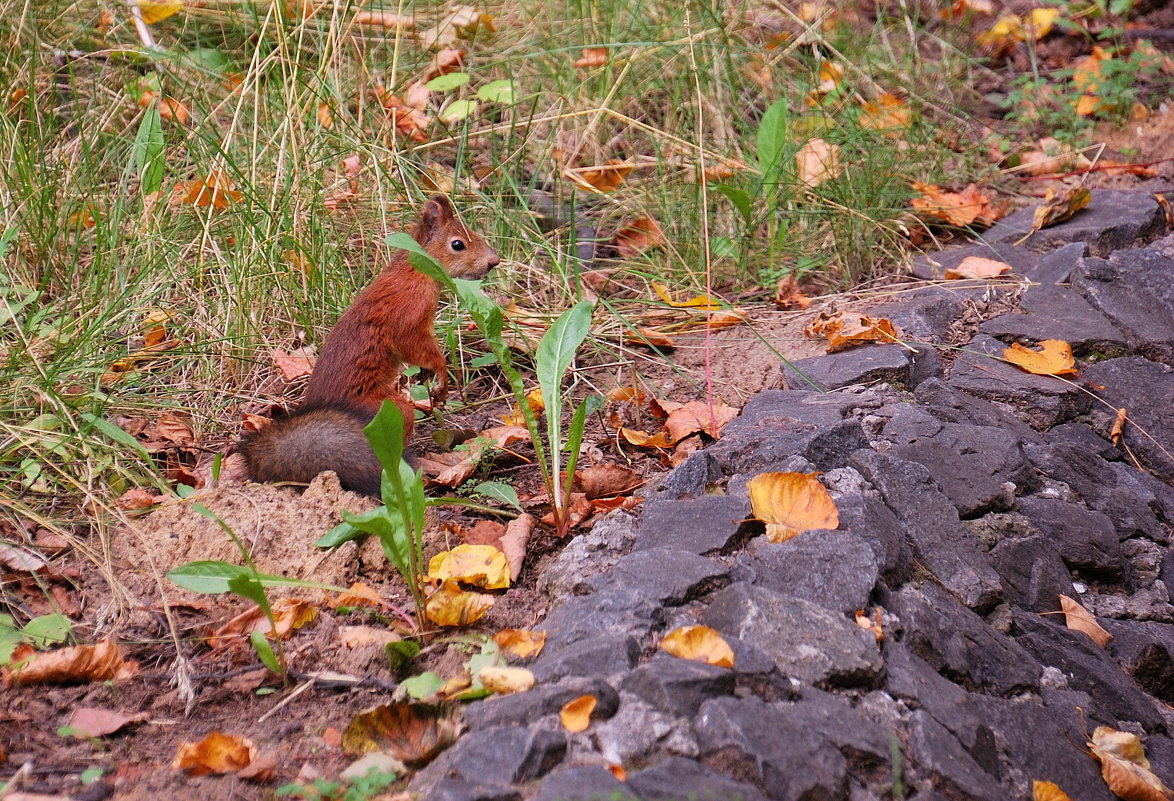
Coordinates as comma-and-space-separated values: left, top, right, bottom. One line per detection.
239, 194, 499, 496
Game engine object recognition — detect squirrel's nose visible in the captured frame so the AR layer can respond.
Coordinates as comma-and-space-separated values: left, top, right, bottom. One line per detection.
487, 252, 501, 269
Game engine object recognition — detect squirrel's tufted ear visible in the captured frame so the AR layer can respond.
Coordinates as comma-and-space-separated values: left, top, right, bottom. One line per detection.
419, 194, 456, 242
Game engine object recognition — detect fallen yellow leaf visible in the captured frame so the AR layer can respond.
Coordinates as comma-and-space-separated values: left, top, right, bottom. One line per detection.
427, 544, 511, 589
559, 694, 597, 733
492, 629, 547, 660
136, 0, 182, 24
1002, 339, 1078, 377
748, 471, 840, 543
659, 625, 735, 668
1088, 726, 1172, 801
796, 138, 841, 188
1033, 780, 1074, 801
424, 579, 495, 627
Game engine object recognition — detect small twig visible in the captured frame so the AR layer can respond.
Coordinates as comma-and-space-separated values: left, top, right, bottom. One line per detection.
257, 677, 316, 723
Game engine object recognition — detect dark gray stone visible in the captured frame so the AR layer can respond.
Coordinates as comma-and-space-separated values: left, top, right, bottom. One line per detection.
627, 756, 769, 801
913, 378, 1043, 445
532, 765, 637, 801
905, 710, 1003, 801
884, 644, 993, 758
986, 190, 1167, 255
696, 695, 878, 801
989, 535, 1075, 612
413, 726, 567, 792
593, 548, 729, 605
1015, 497, 1123, 579
1147, 736, 1174, 789
850, 450, 1003, 611
539, 512, 639, 596
1072, 250, 1174, 362
1011, 610, 1165, 730
882, 406, 1037, 517
966, 695, 1116, 800
1083, 357, 1174, 482
1023, 241, 1088, 284
538, 585, 662, 650
530, 634, 642, 683
832, 487, 913, 582
648, 449, 719, 500
979, 284, 1128, 353
1045, 422, 1119, 461
1022, 443, 1166, 542
910, 242, 1039, 280
946, 335, 1090, 429
705, 582, 883, 688
464, 677, 620, 730
723, 390, 867, 434
868, 287, 970, 341
788, 689, 891, 765
708, 420, 870, 479
621, 652, 736, 717
781, 345, 913, 392
741, 530, 879, 615
889, 584, 1042, 695
427, 779, 521, 801
636, 495, 752, 554
1103, 619, 1174, 703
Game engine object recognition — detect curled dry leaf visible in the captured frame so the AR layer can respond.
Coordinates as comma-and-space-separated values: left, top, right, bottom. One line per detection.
65, 707, 148, 738
6, 639, 132, 686
560, 694, 597, 733
945, 256, 1012, 280
419, 424, 530, 487
1087, 726, 1172, 801
478, 665, 535, 695
1110, 407, 1127, 445
342, 701, 463, 766
624, 326, 675, 349
493, 628, 547, 660
575, 463, 643, 499
748, 471, 840, 543
795, 138, 841, 188
573, 47, 608, 68
328, 581, 384, 610
1032, 781, 1074, 801
353, 9, 414, 28
567, 159, 631, 193
209, 598, 318, 648
116, 487, 165, 511
499, 513, 534, 582
427, 544, 511, 589
272, 346, 316, 381
539, 492, 593, 532
659, 625, 735, 668
804, 311, 900, 353
910, 182, 999, 228
613, 216, 667, 258
1057, 594, 1113, 648
774, 274, 812, 310
171, 731, 258, 776
855, 608, 884, 643
1002, 339, 1078, 377
659, 399, 740, 441
859, 92, 911, 133
651, 281, 723, 310
620, 427, 676, 449
180, 170, 242, 209
424, 579, 495, 627
1029, 187, 1091, 236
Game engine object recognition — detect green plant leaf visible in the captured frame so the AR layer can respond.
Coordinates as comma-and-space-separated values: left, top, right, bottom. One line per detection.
477, 79, 516, 103
757, 98, 789, 185
439, 99, 477, 123
79, 412, 154, 462
425, 72, 470, 91
713, 184, 752, 224
317, 520, 363, 548
168, 561, 341, 594
21, 614, 72, 647
472, 480, 522, 511
401, 670, 445, 699
536, 301, 594, 415
133, 102, 165, 196
250, 630, 282, 673
227, 573, 270, 612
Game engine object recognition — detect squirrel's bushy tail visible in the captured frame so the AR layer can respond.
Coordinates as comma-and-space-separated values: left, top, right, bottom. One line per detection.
239, 407, 382, 497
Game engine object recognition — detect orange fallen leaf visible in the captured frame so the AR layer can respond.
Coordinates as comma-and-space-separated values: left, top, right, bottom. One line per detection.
180, 170, 242, 209
575, 464, 643, 499
317, 102, 334, 128
1028, 187, 1091, 236
774, 275, 812, 310
1087, 726, 1172, 801
748, 471, 840, 543
560, 694, 597, 732
608, 763, 628, 781
342, 701, 462, 765
493, 628, 547, 660
1033, 781, 1074, 801
419, 425, 529, 487
1110, 407, 1127, 445
427, 544, 511, 589
209, 598, 318, 649
272, 346, 316, 381
804, 311, 900, 353
855, 608, 885, 642
1002, 339, 1078, 377
911, 182, 999, 227
538, 492, 593, 532
171, 731, 257, 775
374, 84, 430, 142
624, 326, 675, 349
660, 625, 735, 668
859, 92, 911, 133
945, 256, 1012, 279
614, 216, 667, 258
795, 137, 841, 187
619, 427, 676, 449
424, 579, 495, 627
567, 159, 631, 192
6, 640, 132, 686
659, 399, 740, 441
1057, 594, 1112, 648
573, 47, 608, 68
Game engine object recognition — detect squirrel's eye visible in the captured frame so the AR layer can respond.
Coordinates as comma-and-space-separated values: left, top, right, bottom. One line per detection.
450, 239, 466, 252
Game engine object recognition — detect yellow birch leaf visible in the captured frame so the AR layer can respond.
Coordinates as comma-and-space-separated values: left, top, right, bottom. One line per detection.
559, 695, 596, 733
748, 471, 840, 543
1033, 780, 1074, 801
427, 543, 511, 589
492, 629, 547, 660
660, 625, 735, 668
424, 580, 495, 627
1088, 726, 1172, 801
1002, 339, 1078, 377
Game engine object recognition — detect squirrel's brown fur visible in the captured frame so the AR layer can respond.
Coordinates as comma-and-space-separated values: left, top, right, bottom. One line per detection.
239, 195, 499, 496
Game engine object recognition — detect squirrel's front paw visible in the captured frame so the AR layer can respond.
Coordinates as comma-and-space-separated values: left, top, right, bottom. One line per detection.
430, 374, 449, 404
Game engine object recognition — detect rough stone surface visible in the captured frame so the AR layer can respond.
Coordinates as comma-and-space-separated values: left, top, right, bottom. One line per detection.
413, 193, 1174, 801
782, 344, 915, 391
910, 241, 1039, 280
986, 189, 1167, 255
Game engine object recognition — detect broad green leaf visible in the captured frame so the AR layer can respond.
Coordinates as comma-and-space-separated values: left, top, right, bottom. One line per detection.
167, 561, 343, 594
713, 184, 752, 224
21, 614, 72, 647
477, 80, 516, 104
757, 99, 790, 184
227, 573, 270, 612
536, 301, 594, 415
250, 630, 282, 673
439, 99, 477, 123
133, 102, 165, 196
80, 412, 153, 461
183, 48, 231, 72
401, 671, 445, 699
426, 72, 470, 91
472, 481, 522, 511
318, 520, 362, 548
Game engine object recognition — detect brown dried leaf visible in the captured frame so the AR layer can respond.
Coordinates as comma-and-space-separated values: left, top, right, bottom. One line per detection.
660, 625, 735, 668
623, 327, 675, 349
419, 425, 529, 487
328, 582, 384, 610
911, 182, 999, 228
620, 427, 676, 449
493, 628, 547, 660
1003, 339, 1078, 377
65, 707, 148, 738
774, 275, 812, 310
1057, 594, 1113, 648
353, 9, 414, 28
575, 464, 643, 499
1088, 726, 1172, 801
499, 514, 533, 583
659, 399, 740, 441
7, 640, 131, 686
1030, 187, 1091, 234
748, 471, 840, 543
804, 311, 900, 353
180, 170, 242, 209
567, 159, 632, 193
272, 347, 316, 381
945, 256, 1012, 280
342, 701, 462, 766
1110, 407, 1127, 445
171, 732, 257, 775
613, 216, 667, 258
795, 138, 841, 187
